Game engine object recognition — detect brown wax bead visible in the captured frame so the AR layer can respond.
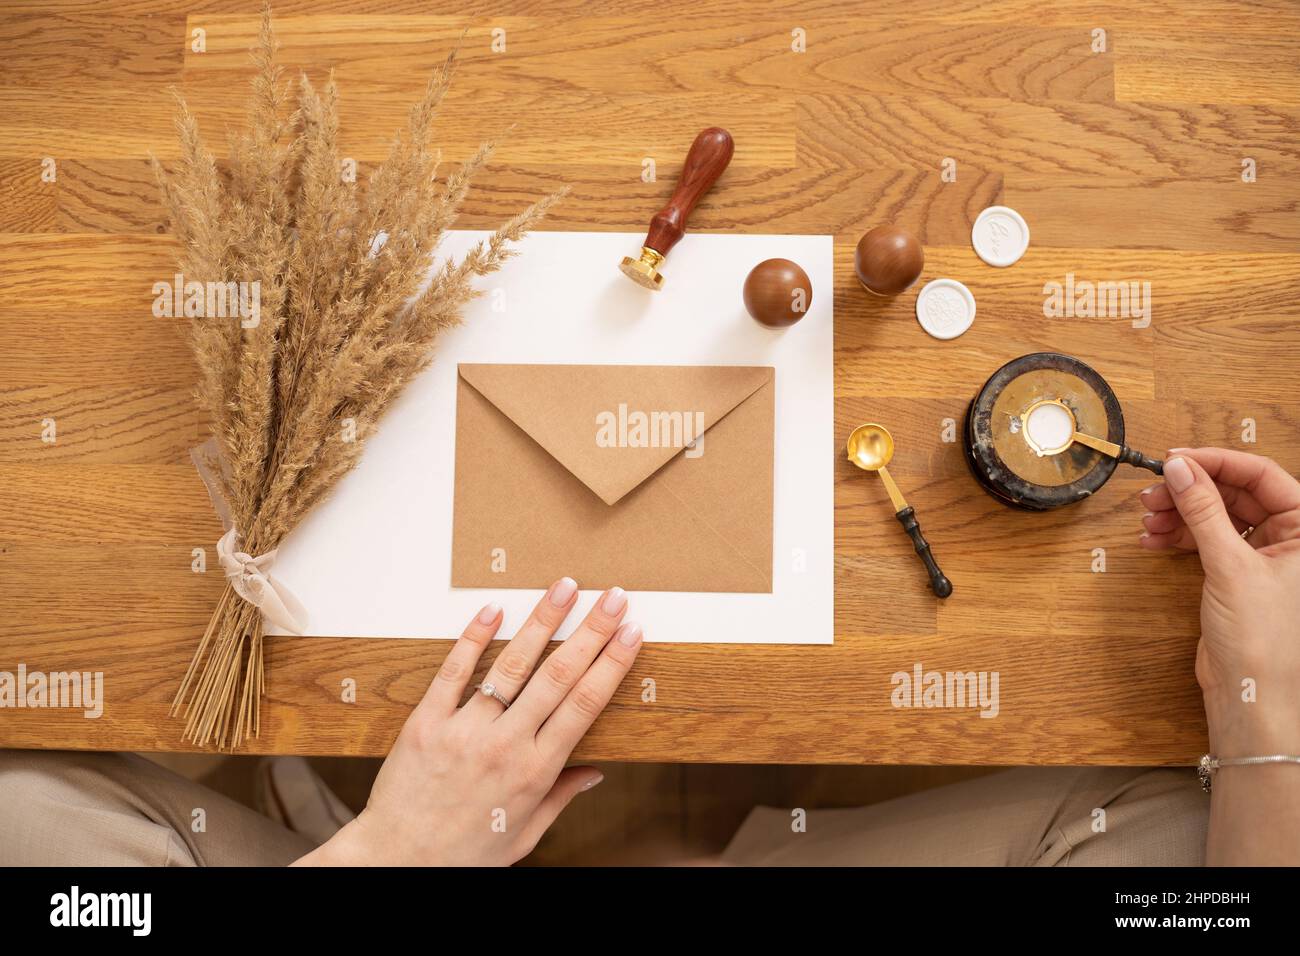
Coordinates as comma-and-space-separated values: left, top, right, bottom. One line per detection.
854, 225, 924, 296
742, 258, 813, 328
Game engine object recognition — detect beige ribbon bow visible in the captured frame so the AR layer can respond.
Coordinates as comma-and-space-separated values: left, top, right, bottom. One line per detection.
191, 438, 309, 635
215, 526, 308, 636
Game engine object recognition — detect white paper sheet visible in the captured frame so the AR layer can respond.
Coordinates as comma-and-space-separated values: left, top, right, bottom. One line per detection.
268, 230, 834, 644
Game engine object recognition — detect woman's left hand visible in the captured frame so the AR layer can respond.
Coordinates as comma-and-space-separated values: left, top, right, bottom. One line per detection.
295, 577, 642, 866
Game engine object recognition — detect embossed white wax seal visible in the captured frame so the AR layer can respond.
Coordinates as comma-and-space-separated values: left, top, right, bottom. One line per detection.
915, 278, 976, 340
971, 205, 1030, 267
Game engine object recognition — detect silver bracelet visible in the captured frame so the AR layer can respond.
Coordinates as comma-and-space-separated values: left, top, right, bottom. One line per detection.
1198, 753, 1300, 793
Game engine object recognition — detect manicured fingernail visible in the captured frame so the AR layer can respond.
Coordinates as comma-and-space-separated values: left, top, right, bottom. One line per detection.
549, 577, 577, 607
1140, 486, 1156, 498
601, 586, 627, 615
1142, 511, 1154, 521
477, 602, 501, 626
1140, 532, 1150, 541
615, 621, 642, 647
582, 773, 604, 791
1164, 456, 1193, 493
1168, 447, 1189, 453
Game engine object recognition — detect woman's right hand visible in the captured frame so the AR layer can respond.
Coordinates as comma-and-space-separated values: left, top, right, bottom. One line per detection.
1139, 448, 1300, 757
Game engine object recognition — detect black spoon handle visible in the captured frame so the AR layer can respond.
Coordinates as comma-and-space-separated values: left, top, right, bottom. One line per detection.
895, 506, 953, 599
1118, 446, 1164, 475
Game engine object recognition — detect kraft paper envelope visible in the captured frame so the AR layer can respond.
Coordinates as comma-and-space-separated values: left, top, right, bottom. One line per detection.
452, 363, 775, 592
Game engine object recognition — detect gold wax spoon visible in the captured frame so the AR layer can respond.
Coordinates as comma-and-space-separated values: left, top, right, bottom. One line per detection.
846, 423, 953, 599
1020, 398, 1164, 475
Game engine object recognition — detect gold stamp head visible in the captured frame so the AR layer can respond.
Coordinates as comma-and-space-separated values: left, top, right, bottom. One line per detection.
618, 247, 665, 290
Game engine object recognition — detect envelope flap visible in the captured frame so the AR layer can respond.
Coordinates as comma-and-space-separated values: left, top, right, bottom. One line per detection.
458, 363, 774, 505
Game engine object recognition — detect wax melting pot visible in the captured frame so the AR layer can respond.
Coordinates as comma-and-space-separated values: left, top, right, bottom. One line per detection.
619, 127, 735, 291
964, 352, 1164, 511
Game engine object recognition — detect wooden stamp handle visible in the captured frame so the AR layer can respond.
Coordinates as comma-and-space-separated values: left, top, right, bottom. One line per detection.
643, 127, 734, 256
1119, 446, 1164, 475
895, 506, 953, 599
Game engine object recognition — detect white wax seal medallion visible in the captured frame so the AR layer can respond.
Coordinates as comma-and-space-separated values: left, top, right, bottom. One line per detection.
971, 205, 1029, 267
915, 278, 976, 340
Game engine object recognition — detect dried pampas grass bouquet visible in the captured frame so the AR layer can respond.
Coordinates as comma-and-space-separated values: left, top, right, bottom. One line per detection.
155, 11, 563, 749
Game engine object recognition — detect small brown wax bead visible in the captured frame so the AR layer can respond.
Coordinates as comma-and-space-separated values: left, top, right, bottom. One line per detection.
742, 258, 813, 328
854, 225, 924, 296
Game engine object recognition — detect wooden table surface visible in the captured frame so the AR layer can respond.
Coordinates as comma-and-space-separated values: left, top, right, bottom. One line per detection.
2, 1, 1299, 763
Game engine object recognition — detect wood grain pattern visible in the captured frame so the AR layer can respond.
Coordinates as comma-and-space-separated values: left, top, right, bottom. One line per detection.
1, 2, 1298, 765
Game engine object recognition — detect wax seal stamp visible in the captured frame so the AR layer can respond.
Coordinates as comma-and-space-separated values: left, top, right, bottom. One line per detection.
743, 258, 813, 327
619, 127, 735, 290
854, 225, 924, 296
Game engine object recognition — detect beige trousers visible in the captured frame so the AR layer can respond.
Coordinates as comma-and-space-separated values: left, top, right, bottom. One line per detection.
723, 767, 1208, 866
0, 750, 314, 866
0, 750, 1206, 866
